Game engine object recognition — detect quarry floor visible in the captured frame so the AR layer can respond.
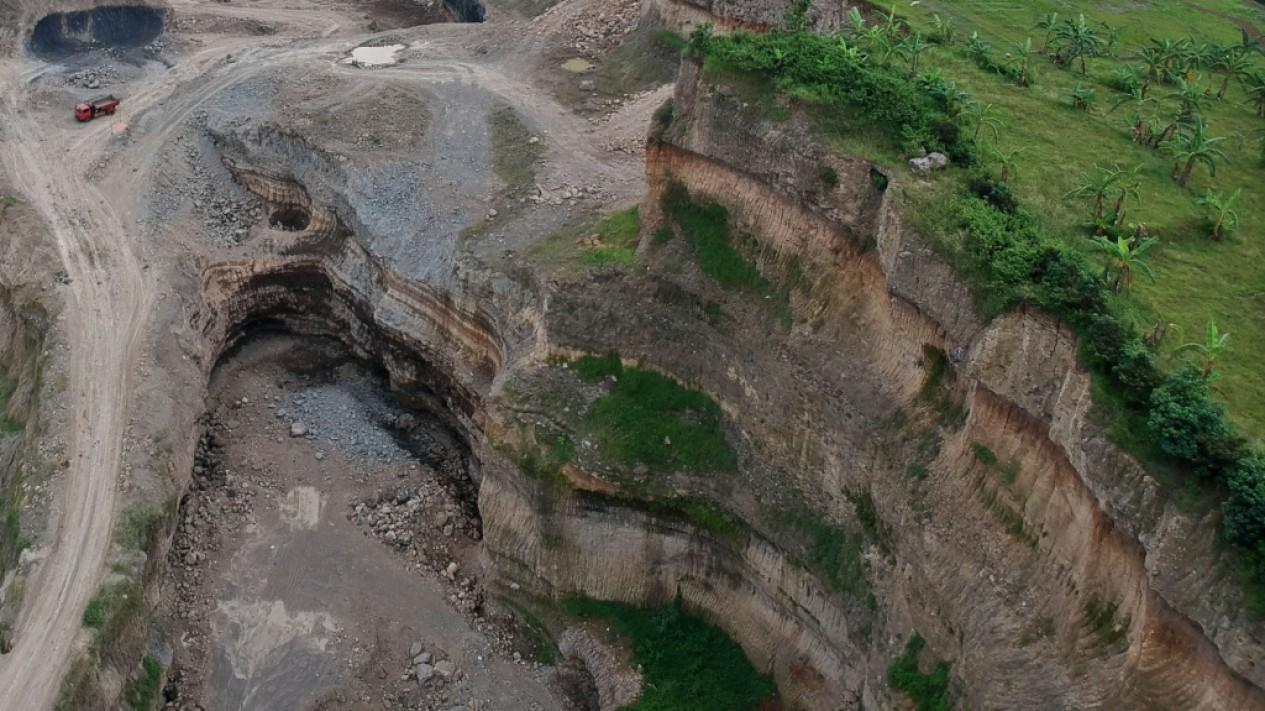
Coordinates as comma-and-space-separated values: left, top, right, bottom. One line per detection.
164, 334, 563, 711
0, 0, 654, 707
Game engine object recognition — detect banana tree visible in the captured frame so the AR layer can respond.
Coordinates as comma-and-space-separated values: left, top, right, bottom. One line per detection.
1035, 12, 1060, 54
931, 14, 955, 45
1166, 77, 1208, 119
1173, 320, 1230, 376
1065, 164, 1125, 222
1072, 82, 1097, 111
1008, 37, 1034, 86
1170, 118, 1229, 187
965, 102, 1002, 140
1108, 165, 1143, 227
1212, 49, 1254, 99
989, 145, 1025, 183
1092, 235, 1159, 292
1196, 188, 1242, 240
896, 32, 931, 79
1134, 44, 1166, 96
1244, 71, 1265, 118
1053, 14, 1103, 74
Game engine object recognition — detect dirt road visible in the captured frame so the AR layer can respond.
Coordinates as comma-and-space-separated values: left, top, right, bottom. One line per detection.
0, 62, 155, 709
0, 0, 652, 707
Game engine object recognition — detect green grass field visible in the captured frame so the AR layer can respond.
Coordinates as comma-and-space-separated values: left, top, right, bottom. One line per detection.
873, 0, 1265, 439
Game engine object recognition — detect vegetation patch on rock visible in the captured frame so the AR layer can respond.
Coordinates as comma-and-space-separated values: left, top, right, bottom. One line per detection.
563, 595, 778, 711
571, 354, 737, 475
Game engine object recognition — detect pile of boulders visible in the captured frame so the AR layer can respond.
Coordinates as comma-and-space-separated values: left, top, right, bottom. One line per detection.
404, 641, 460, 686
168, 431, 258, 622
191, 193, 263, 243
529, 183, 605, 206
67, 68, 113, 90
349, 488, 484, 616
908, 151, 948, 174
541, 0, 640, 57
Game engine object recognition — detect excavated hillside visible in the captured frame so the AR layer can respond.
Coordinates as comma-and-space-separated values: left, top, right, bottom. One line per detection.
0, 0, 1263, 709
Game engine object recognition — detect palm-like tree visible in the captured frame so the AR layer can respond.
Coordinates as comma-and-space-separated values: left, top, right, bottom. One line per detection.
1053, 14, 1103, 74
931, 14, 955, 45
1170, 118, 1229, 187
1065, 164, 1125, 222
1167, 77, 1208, 118
1009, 37, 1034, 86
1173, 320, 1230, 376
1244, 71, 1265, 118
1072, 82, 1097, 111
1134, 45, 1167, 96
1035, 12, 1060, 54
965, 102, 1002, 140
989, 145, 1025, 183
1196, 188, 1242, 240
1186, 42, 1222, 80
1092, 235, 1159, 292
1212, 50, 1255, 99
1108, 165, 1143, 226
896, 32, 931, 79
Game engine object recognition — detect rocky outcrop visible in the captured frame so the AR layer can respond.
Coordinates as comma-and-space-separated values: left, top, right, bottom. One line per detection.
197, 165, 506, 443
482, 463, 870, 709
556, 625, 644, 710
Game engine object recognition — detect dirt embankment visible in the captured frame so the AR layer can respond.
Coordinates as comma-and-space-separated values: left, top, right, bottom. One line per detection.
612, 56, 1265, 708
0, 189, 58, 642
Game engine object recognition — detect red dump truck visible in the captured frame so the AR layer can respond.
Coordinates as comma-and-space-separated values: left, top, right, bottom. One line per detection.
74, 95, 119, 122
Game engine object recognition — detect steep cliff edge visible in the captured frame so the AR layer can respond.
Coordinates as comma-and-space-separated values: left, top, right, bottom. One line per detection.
603, 57, 1265, 708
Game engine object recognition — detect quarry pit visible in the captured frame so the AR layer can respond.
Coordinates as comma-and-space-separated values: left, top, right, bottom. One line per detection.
1, 0, 1264, 710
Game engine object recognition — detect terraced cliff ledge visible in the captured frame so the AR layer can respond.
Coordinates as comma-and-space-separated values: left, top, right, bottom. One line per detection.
482, 57, 1265, 710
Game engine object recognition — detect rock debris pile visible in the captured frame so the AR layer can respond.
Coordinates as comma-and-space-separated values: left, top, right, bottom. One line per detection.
349, 486, 484, 616
67, 68, 115, 90
541, 0, 639, 56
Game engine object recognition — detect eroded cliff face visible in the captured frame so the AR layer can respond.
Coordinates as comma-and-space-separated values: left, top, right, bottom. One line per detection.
596, 58, 1265, 707
102, 58, 1265, 710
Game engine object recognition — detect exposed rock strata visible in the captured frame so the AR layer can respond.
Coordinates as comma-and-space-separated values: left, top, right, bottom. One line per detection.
604, 57, 1265, 708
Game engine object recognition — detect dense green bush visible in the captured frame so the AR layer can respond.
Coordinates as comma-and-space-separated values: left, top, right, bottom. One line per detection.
1225, 453, 1265, 548
887, 635, 952, 711
1148, 367, 1244, 477
564, 596, 777, 711
697, 28, 969, 157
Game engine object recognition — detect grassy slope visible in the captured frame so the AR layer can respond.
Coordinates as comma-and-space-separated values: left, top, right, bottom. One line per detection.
883, 0, 1265, 439
563, 598, 778, 711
